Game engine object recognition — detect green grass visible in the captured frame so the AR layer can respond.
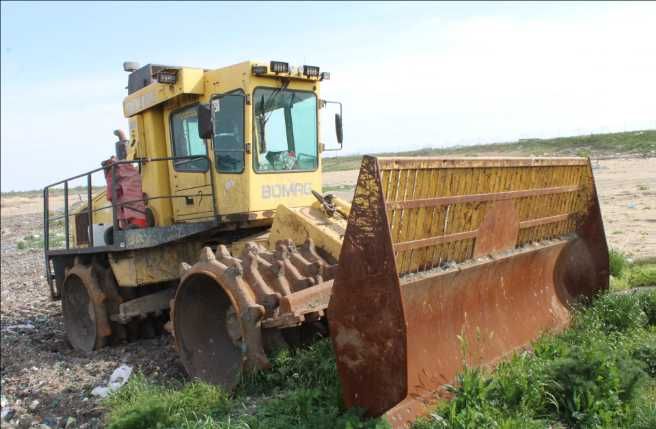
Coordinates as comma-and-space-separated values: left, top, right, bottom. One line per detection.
105, 262, 656, 429
16, 231, 65, 250
609, 249, 630, 278
322, 129, 656, 172
414, 291, 656, 429
105, 341, 384, 429
16, 233, 45, 250
609, 249, 656, 291
16, 219, 66, 250
104, 378, 232, 429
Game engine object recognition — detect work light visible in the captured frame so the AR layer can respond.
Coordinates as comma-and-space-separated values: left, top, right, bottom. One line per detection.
157, 71, 177, 84
252, 65, 268, 75
302, 65, 320, 78
270, 61, 289, 74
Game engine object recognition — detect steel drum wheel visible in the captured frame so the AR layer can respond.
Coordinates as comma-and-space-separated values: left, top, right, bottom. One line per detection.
62, 273, 101, 351
173, 273, 244, 389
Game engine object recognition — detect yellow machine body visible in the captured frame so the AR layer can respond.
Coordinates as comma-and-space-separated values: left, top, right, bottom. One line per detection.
121, 61, 322, 227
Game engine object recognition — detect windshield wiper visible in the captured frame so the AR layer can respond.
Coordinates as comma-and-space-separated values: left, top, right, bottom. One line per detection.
262, 79, 289, 123
255, 81, 290, 154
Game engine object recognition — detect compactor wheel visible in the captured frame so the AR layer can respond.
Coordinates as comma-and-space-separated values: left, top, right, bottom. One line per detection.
62, 262, 112, 352
172, 247, 269, 390
173, 272, 245, 388
172, 239, 336, 389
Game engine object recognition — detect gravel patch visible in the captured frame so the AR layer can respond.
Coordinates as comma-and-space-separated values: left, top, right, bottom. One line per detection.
1, 213, 186, 428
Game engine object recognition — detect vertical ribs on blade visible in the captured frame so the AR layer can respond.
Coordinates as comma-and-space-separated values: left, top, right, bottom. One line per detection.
329, 155, 609, 428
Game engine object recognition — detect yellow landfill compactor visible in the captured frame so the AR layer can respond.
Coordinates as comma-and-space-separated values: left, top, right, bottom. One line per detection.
43, 60, 609, 428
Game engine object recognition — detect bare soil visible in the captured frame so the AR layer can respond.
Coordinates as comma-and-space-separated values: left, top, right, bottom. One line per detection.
0, 214, 184, 428
0, 157, 653, 428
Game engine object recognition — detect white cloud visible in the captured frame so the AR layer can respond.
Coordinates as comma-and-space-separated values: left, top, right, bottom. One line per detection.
2, 3, 655, 190
321, 4, 656, 154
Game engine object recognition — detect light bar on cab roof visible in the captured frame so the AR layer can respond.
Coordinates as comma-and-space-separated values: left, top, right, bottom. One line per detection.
157, 70, 177, 84
302, 65, 320, 77
270, 61, 289, 74
251, 61, 329, 80
252, 65, 268, 75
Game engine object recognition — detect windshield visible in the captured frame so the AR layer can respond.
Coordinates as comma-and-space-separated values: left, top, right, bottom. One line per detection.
253, 88, 318, 172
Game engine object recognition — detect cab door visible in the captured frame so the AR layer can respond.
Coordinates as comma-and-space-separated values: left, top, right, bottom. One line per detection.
209, 91, 248, 215
168, 105, 215, 222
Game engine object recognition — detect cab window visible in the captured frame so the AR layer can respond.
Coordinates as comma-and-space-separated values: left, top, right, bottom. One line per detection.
170, 105, 208, 171
253, 88, 317, 172
213, 91, 245, 173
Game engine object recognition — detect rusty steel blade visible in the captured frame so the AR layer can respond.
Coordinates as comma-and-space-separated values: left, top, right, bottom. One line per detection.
328, 156, 608, 428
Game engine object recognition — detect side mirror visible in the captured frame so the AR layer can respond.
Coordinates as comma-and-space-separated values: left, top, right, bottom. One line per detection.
335, 113, 343, 144
321, 100, 344, 152
197, 104, 213, 139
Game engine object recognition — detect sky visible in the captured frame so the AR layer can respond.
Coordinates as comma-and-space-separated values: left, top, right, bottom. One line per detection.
1, 1, 655, 191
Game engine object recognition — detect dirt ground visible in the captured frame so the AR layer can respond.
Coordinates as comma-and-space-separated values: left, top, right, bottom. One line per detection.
0, 157, 654, 428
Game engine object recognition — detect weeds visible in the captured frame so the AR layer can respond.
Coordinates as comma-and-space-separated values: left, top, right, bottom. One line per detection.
106, 341, 385, 429
105, 285, 656, 429
626, 264, 656, 288
416, 289, 656, 429
238, 339, 337, 395
608, 248, 656, 291
16, 230, 66, 250
16, 233, 50, 250
104, 375, 231, 429
609, 248, 629, 278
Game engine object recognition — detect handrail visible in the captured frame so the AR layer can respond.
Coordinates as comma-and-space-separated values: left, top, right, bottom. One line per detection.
46, 191, 216, 222
43, 154, 219, 298
43, 155, 209, 188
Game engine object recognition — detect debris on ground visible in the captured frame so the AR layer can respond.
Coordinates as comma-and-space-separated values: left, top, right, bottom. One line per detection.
91, 364, 133, 398
1, 212, 185, 426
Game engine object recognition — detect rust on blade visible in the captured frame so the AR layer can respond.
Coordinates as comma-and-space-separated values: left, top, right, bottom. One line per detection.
330, 156, 609, 428
277, 280, 333, 315
473, 199, 519, 257
519, 213, 573, 229
328, 155, 408, 416
263, 280, 333, 328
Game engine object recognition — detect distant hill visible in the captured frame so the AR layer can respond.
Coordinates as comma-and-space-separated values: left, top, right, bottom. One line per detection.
322, 130, 656, 172
3, 130, 654, 197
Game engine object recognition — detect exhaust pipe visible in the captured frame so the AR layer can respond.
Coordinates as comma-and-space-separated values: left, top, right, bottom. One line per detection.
114, 129, 128, 160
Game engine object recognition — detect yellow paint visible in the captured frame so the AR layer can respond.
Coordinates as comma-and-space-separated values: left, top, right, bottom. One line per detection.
108, 241, 201, 286
123, 68, 204, 117
268, 202, 347, 261
120, 61, 325, 225
377, 158, 594, 275
69, 60, 333, 268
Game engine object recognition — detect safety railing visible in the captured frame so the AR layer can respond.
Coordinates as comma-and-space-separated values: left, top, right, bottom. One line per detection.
43, 155, 217, 297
